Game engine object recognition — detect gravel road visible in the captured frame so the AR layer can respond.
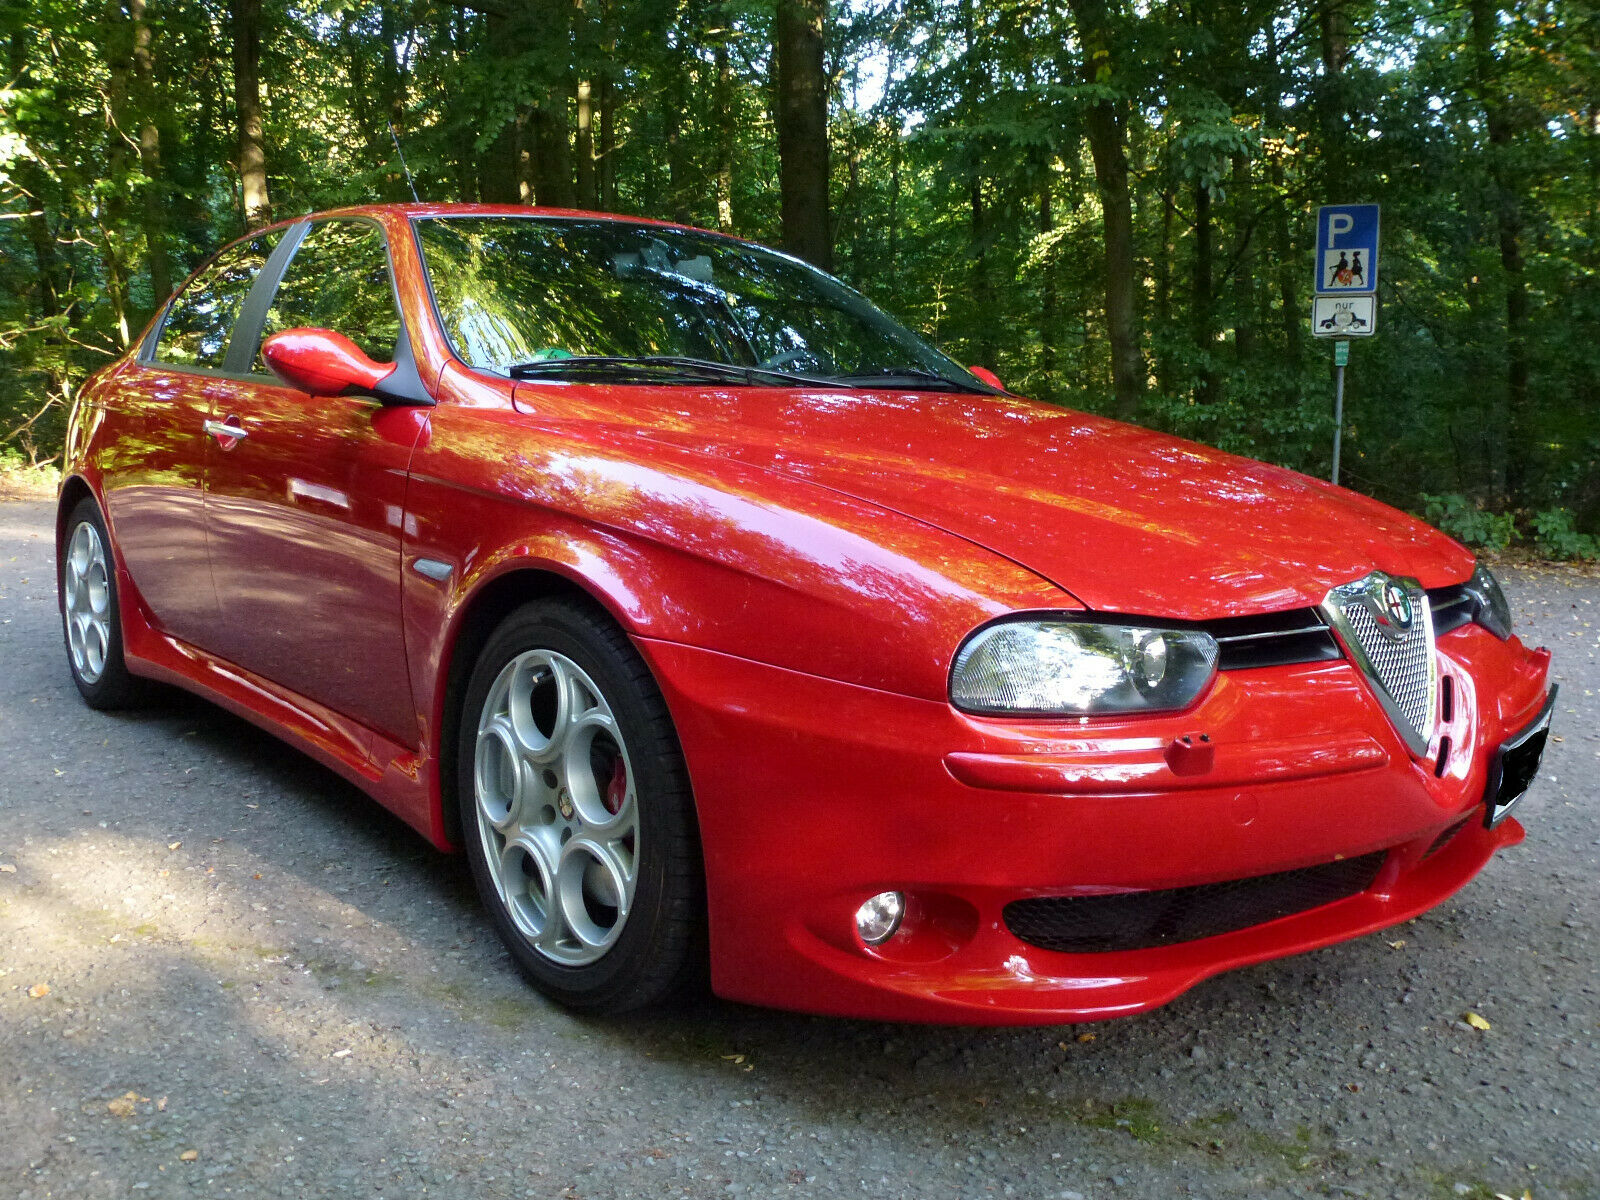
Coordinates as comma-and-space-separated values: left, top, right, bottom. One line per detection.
1, 494, 1596, 1200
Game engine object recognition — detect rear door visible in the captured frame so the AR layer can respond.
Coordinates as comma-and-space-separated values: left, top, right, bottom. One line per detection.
202, 217, 424, 747
98, 230, 285, 647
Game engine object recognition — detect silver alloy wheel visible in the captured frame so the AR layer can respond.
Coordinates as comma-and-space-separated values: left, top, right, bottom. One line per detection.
63, 520, 112, 685
474, 649, 639, 966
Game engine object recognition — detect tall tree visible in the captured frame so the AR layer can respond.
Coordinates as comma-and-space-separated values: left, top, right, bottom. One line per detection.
1065, 0, 1142, 419
773, 0, 830, 269
1469, 0, 1531, 507
230, 0, 270, 226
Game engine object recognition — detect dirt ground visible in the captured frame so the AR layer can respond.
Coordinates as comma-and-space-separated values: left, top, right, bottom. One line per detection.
2, 495, 1596, 1200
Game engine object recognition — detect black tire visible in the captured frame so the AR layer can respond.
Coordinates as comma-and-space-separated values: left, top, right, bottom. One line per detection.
59, 496, 146, 710
457, 597, 705, 1013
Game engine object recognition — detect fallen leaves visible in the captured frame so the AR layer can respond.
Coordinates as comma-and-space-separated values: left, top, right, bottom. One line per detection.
107, 1092, 148, 1118
27, 983, 49, 999
179, 1150, 199, 1162
1463, 1011, 1493, 1031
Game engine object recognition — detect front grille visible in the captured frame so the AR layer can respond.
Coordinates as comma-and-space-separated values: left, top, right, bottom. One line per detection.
1320, 575, 1437, 753
1204, 608, 1342, 671
1338, 596, 1434, 734
1428, 584, 1475, 635
1003, 852, 1387, 954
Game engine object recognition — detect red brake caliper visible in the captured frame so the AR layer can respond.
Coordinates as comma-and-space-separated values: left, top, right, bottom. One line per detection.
603, 756, 628, 815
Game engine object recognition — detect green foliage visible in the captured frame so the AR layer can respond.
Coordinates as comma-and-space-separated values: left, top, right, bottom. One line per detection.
1, 0, 1596, 557
1422, 494, 1517, 553
1528, 508, 1599, 562
1421, 495, 1598, 561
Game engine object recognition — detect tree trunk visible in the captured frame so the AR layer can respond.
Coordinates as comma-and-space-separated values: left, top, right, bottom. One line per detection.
575, 78, 597, 208
1193, 179, 1217, 403
1040, 181, 1057, 394
536, 86, 575, 207
128, 0, 172, 303
231, 0, 270, 226
598, 75, 616, 210
714, 41, 734, 230
1068, 0, 1142, 419
1230, 152, 1255, 363
664, 64, 688, 223
887, 126, 900, 278
1470, 0, 1530, 506
1155, 182, 1174, 395
1264, 20, 1300, 378
104, 8, 134, 344
378, 0, 410, 200
773, 0, 832, 270
962, 0, 994, 368
521, 108, 540, 204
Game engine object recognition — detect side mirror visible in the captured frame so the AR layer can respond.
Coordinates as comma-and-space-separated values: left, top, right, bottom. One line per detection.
967, 365, 1005, 391
262, 328, 398, 397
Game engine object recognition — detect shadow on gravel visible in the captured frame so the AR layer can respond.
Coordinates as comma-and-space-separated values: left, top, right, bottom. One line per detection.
91, 682, 482, 911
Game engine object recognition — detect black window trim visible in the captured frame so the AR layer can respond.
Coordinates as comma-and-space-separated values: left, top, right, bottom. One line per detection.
138, 223, 304, 380
138, 215, 433, 406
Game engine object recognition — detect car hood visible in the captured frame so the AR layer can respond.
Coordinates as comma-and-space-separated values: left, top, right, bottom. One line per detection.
516, 383, 1473, 621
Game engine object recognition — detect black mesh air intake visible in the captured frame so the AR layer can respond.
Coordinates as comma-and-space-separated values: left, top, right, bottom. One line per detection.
1003, 851, 1387, 953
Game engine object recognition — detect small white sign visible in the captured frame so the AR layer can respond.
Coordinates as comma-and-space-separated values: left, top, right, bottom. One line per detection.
1312, 294, 1376, 338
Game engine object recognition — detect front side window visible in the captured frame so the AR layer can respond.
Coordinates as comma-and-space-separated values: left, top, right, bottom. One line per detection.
414, 216, 982, 389
152, 231, 280, 370
255, 220, 403, 371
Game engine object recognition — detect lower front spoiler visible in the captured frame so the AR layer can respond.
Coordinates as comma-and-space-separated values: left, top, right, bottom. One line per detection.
767, 813, 1524, 1026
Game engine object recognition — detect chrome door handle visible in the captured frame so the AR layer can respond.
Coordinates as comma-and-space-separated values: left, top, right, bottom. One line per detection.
203, 419, 248, 441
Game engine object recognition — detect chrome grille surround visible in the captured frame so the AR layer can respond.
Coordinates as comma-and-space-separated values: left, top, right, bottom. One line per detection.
1318, 572, 1437, 756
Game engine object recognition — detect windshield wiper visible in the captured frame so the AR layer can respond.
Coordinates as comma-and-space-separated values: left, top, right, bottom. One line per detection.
508, 355, 848, 388
832, 366, 990, 392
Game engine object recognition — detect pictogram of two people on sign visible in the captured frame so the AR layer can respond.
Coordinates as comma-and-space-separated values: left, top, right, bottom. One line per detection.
1326, 251, 1366, 288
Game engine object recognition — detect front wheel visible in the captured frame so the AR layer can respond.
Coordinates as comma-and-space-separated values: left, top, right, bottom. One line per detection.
457, 599, 704, 1012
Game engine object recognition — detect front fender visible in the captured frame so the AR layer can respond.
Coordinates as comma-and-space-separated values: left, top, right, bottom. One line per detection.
400, 397, 1075, 749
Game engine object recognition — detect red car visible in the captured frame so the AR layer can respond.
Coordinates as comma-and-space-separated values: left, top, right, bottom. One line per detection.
58, 204, 1554, 1023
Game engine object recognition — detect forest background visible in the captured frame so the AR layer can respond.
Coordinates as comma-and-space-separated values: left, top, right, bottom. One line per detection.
1, 0, 1596, 554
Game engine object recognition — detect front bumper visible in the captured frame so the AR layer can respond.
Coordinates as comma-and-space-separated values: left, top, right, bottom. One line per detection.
641, 623, 1552, 1025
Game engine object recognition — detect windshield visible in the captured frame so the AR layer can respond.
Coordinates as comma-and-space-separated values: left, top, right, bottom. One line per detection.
413, 216, 986, 390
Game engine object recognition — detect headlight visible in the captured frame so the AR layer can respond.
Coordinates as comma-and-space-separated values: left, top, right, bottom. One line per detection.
950, 620, 1219, 716
1464, 562, 1512, 639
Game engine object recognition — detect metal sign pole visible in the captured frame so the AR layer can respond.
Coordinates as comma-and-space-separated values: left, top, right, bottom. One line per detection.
1331, 340, 1349, 485
1313, 204, 1377, 488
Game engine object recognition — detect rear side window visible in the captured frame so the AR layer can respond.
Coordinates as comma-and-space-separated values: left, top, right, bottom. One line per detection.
153, 232, 280, 370
254, 220, 402, 371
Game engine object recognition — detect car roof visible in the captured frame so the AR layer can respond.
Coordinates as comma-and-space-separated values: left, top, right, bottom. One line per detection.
246, 202, 728, 243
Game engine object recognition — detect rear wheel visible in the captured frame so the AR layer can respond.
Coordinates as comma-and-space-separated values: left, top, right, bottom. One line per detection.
60, 497, 145, 710
458, 599, 703, 1012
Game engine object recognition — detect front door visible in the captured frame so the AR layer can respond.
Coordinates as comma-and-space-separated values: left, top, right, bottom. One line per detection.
203, 218, 424, 747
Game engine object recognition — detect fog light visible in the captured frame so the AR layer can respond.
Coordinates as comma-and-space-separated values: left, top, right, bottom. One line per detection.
855, 891, 905, 946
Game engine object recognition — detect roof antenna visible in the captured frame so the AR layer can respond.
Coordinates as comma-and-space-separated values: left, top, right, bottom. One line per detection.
387, 121, 421, 202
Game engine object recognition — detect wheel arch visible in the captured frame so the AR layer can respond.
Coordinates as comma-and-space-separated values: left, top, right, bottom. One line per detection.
56, 474, 96, 557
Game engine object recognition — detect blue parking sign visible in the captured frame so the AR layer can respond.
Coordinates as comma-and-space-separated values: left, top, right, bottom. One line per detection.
1316, 204, 1379, 294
